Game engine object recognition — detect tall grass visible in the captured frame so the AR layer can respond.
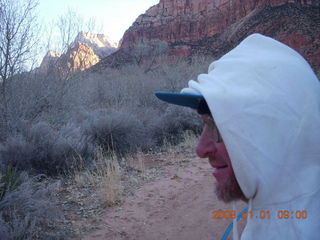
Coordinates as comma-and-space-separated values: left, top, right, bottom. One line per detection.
73, 147, 123, 207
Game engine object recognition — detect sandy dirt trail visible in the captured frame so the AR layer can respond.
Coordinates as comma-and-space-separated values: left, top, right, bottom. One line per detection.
85, 156, 247, 240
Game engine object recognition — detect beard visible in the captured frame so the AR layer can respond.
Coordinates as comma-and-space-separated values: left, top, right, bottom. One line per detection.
215, 174, 246, 203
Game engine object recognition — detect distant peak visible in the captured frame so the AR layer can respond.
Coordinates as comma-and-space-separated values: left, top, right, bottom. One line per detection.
45, 50, 60, 58
74, 31, 118, 48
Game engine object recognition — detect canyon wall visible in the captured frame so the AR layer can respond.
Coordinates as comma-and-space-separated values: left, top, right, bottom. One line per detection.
111, 0, 320, 72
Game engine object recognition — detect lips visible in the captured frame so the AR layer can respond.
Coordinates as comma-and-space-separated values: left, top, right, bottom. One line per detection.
208, 156, 229, 179
212, 164, 229, 179
208, 159, 227, 169
212, 164, 228, 169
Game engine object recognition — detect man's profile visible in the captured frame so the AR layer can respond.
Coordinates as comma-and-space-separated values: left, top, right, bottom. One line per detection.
155, 34, 320, 239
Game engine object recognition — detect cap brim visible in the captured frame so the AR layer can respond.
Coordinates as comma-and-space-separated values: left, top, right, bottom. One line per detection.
154, 91, 204, 109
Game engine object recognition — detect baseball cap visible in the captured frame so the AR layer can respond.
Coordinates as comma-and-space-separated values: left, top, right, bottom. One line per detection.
154, 91, 211, 115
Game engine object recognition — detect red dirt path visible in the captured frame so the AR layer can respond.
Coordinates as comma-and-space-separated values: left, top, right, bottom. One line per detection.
85, 156, 246, 240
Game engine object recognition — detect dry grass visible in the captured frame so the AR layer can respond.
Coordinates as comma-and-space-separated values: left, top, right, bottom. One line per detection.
159, 138, 176, 154
56, 130, 200, 238
177, 130, 199, 150
73, 147, 123, 207
69, 131, 198, 207
99, 157, 123, 207
126, 150, 146, 174
160, 130, 199, 154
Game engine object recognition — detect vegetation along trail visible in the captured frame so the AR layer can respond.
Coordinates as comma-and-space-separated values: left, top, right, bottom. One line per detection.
85, 152, 246, 240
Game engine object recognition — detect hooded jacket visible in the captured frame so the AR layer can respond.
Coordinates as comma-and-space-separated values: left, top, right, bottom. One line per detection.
182, 34, 320, 239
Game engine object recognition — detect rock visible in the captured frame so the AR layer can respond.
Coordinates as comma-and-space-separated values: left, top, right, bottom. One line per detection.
61, 41, 100, 72
73, 32, 117, 58
37, 32, 118, 74
121, 0, 318, 46
115, 0, 320, 72
38, 50, 61, 73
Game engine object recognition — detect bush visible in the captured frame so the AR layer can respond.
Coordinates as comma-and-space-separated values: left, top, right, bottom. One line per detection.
0, 170, 66, 240
152, 105, 202, 146
0, 122, 86, 176
81, 109, 152, 156
0, 56, 214, 173
59, 121, 95, 169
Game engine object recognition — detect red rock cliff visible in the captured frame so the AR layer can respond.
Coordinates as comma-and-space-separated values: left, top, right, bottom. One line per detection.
116, 0, 320, 72
121, 0, 317, 47
62, 41, 100, 72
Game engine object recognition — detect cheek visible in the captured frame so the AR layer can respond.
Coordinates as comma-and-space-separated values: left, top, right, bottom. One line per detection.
218, 145, 236, 179
217, 143, 232, 167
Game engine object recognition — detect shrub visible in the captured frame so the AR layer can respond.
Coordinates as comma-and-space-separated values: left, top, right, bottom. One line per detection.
81, 109, 152, 156
0, 56, 213, 172
59, 121, 95, 169
152, 105, 202, 146
0, 122, 86, 176
0, 171, 66, 240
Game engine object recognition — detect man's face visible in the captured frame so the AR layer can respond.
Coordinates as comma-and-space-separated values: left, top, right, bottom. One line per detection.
196, 114, 246, 203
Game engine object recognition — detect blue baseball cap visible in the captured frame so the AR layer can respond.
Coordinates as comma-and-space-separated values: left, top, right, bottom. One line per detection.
154, 91, 211, 115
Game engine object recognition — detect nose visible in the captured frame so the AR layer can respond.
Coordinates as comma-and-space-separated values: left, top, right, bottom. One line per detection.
196, 126, 217, 158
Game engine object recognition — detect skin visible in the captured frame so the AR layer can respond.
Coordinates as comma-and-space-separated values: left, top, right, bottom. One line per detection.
196, 114, 247, 203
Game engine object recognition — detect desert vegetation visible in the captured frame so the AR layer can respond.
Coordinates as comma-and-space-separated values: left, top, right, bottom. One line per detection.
1, 0, 319, 239
0, 54, 211, 170
0, 1, 214, 238
0, 56, 213, 239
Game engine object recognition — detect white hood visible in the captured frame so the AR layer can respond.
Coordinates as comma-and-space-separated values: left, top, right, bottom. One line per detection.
184, 34, 320, 239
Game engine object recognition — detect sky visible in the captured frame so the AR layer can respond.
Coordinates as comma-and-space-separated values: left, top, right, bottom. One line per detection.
37, 0, 159, 45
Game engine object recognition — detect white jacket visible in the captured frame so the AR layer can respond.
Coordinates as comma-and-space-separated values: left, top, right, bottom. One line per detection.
183, 34, 320, 239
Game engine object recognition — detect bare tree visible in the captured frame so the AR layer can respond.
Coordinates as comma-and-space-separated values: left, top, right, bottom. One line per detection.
0, 0, 39, 137
56, 8, 84, 54
34, 8, 103, 80
55, 8, 103, 54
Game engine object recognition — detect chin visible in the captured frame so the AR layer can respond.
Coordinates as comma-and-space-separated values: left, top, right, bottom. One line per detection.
215, 177, 246, 203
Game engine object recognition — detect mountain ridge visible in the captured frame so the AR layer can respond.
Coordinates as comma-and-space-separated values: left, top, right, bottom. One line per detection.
38, 32, 118, 73
94, 0, 319, 74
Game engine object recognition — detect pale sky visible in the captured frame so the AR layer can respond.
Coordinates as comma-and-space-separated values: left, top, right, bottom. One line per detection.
37, 0, 159, 44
